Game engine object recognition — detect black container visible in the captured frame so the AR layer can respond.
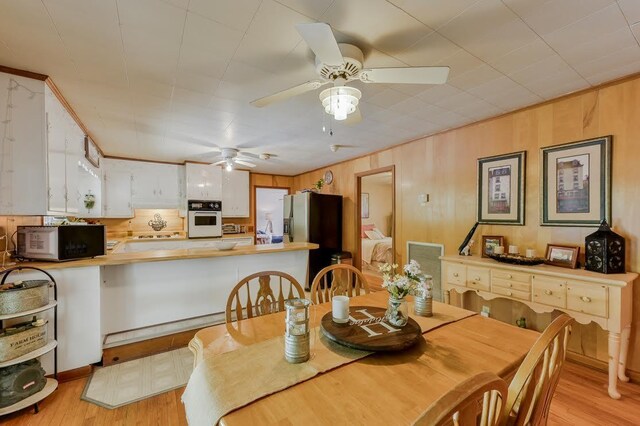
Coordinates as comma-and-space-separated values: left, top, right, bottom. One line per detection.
585, 220, 625, 274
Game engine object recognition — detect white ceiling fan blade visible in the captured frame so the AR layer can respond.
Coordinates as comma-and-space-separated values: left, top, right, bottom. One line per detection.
238, 151, 259, 159
296, 23, 344, 66
344, 107, 362, 125
359, 66, 450, 85
211, 160, 226, 166
235, 159, 256, 168
250, 80, 328, 107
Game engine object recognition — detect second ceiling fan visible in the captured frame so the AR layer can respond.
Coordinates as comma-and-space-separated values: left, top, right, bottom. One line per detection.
251, 22, 450, 122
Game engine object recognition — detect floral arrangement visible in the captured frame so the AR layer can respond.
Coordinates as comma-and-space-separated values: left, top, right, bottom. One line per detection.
379, 260, 432, 299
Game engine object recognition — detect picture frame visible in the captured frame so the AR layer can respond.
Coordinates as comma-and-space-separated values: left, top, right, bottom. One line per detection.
361, 193, 369, 219
481, 235, 505, 258
85, 136, 100, 168
541, 136, 611, 227
477, 151, 526, 225
545, 244, 580, 269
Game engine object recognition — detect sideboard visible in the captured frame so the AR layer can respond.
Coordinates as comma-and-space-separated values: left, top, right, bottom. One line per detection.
440, 255, 637, 399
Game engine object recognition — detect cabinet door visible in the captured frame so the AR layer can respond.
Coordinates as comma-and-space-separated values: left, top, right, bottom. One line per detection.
131, 162, 157, 208
206, 165, 222, 200
154, 163, 181, 208
64, 116, 83, 214
186, 163, 206, 200
46, 96, 68, 214
222, 170, 249, 217
104, 171, 133, 217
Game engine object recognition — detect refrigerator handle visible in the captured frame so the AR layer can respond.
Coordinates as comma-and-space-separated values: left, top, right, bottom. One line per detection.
288, 196, 294, 243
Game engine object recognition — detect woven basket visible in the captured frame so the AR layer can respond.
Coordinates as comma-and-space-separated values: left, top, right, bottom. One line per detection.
0, 320, 48, 362
0, 280, 50, 315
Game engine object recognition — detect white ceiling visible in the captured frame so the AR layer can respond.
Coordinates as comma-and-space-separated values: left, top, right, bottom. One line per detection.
1, 0, 640, 175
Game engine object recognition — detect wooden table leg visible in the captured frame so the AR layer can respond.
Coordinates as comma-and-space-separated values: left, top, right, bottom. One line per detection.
608, 331, 622, 399
618, 325, 631, 383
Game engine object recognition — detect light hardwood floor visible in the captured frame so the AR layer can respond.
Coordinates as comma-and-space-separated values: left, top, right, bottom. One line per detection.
2, 362, 639, 425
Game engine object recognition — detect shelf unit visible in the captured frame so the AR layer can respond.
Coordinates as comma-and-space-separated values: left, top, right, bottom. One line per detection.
0, 267, 58, 416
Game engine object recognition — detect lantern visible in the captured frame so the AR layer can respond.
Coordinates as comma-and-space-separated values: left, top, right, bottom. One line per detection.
284, 298, 310, 363
585, 220, 625, 274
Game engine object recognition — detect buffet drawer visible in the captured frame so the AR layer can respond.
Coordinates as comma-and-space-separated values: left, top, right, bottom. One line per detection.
567, 281, 608, 318
532, 276, 567, 309
492, 277, 531, 293
446, 263, 466, 287
466, 267, 490, 292
492, 269, 531, 284
493, 285, 530, 301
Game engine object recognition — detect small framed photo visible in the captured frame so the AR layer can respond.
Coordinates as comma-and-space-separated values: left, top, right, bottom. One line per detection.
85, 136, 100, 168
545, 244, 580, 269
361, 193, 369, 219
541, 136, 611, 227
477, 151, 526, 225
482, 235, 505, 258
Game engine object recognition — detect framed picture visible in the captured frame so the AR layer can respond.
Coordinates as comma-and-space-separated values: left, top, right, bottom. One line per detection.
477, 151, 526, 225
361, 193, 369, 219
541, 136, 611, 227
85, 136, 100, 168
481, 235, 505, 258
545, 244, 580, 269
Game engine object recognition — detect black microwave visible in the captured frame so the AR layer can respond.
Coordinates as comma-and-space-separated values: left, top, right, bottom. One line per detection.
16, 225, 106, 261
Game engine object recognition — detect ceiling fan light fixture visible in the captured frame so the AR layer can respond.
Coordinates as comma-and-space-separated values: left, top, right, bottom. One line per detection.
319, 86, 361, 121
226, 159, 233, 171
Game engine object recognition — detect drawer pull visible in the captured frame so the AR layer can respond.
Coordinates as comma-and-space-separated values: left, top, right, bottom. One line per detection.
507, 291, 513, 296
453, 272, 459, 277
581, 296, 591, 303
507, 274, 513, 279
508, 283, 512, 288
474, 276, 481, 281
544, 290, 553, 296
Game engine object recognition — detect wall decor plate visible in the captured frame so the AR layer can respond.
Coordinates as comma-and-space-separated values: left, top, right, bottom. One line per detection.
477, 151, 526, 225
541, 136, 611, 227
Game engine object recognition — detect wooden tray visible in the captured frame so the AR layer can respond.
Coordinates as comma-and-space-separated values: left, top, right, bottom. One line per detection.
320, 306, 422, 352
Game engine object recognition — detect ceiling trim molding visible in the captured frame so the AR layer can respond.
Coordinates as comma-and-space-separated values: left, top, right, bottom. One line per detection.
0, 64, 48, 81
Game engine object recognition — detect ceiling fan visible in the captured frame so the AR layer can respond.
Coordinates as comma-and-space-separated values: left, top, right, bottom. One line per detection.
210, 148, 258, 170
251, 23, 450, 122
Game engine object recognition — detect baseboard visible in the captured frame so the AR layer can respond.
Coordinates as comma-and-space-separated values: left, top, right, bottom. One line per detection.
567, 351, 639, 383
102, 327, 204, 366
47, 365, 93, 383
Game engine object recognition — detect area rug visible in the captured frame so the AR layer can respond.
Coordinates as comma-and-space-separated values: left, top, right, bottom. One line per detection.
81, 346, 193, 409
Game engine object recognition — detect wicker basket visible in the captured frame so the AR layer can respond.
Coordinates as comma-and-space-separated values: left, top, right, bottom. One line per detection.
0, 280, 50, 315
0, 319, 48, 362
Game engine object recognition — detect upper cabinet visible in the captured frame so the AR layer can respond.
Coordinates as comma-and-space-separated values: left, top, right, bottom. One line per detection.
186, 163, 222, 201
0, 72, 96, 216
222, 170, 250, 218
130, 161, 183, 209
102, 159, 133, 218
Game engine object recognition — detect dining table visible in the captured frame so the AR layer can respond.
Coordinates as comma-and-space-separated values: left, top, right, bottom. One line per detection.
183, 291, 539, 425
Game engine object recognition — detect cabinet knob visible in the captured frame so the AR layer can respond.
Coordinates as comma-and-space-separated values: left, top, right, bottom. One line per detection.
507, 291, 513, 296
544, 289, 553, 296
581, 296, 591, 303
453, 272, 459, 277
507, 274, 513, 279
508, 283, 512, 288
474, 276, 481, 281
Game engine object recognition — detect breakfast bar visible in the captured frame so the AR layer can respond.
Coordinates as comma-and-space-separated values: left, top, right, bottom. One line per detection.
8, 243, 317, 374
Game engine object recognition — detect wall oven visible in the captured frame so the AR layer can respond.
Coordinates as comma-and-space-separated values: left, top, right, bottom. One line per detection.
187, 200, 222, 238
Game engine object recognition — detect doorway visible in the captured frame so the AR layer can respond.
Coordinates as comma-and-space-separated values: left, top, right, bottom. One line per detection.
254, 187, 289, 244
356, 166, 395, 290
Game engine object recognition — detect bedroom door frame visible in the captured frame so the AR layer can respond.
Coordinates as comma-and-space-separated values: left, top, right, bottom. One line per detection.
355, 165, 396, 271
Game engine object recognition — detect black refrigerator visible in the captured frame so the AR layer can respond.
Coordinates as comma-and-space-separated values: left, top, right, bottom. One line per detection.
283, 192, 342, 288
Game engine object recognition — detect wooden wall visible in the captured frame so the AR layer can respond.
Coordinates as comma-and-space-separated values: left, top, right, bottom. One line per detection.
293, 75, 640, 373
100, 209, 184, 238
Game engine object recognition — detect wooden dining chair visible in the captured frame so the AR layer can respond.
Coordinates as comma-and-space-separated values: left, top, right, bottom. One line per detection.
310, 264, 370, 304
501, 314, 574, 426
225, 271, 305, 323
413, 372, 508, 426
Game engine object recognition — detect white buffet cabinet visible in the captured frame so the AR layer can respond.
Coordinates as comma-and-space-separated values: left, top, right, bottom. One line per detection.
440, 255, 637, 399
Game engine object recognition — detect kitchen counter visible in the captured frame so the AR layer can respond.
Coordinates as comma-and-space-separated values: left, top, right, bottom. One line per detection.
11, 242, 317, 271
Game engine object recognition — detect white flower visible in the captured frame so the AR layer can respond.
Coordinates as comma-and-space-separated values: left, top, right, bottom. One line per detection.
403, 259, 421, 276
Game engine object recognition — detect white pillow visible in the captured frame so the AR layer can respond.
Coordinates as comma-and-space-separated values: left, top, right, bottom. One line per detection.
364, 230, 383, 240
373, 228, 386, 238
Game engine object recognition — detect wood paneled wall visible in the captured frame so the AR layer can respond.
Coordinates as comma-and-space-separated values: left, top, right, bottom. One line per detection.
100, 209, 185, 238
293, 75, 640, 373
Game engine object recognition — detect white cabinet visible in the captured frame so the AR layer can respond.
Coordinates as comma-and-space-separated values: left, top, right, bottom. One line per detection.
222, 169, 250, 217
131, 162, 182, 208
186, 163, 222, 201
45, 85, 85, 215
103, 160, 133, 218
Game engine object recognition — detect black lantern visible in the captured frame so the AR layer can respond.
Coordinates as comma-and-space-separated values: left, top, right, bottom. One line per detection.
585, 220, 625, 274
